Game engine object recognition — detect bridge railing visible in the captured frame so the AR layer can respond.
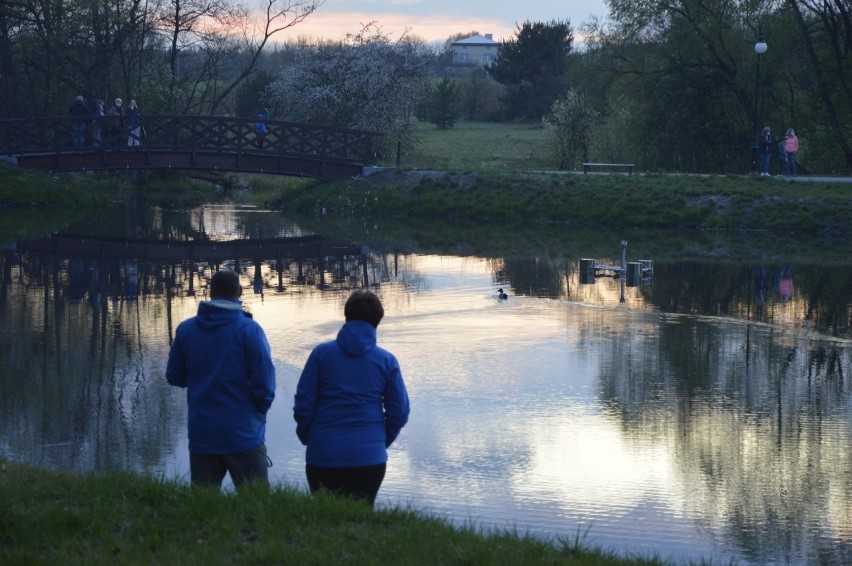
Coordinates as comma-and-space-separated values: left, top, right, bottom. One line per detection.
0, 115, 383, 165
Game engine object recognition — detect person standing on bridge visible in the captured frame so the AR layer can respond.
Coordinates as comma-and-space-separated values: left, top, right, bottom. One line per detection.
91, 99, 105, 148
108, 98, 124, 149
127, 100, 142, 147
68, 95, 89, 148
255, 110, 269, 148
166, 269, 277, 490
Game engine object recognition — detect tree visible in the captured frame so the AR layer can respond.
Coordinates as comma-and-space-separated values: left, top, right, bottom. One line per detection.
586, 1, 771, 172
582, 0, 851, 174
266, 23, 433, 139
455, 66, 502, 121
786, 0, 852, 172
234, 69, 275, 117
151, 0, 325, 114
486, 20, 574, 120
543, 90, 598, 169
0, 0, 323, 117
422, 77, 461, 129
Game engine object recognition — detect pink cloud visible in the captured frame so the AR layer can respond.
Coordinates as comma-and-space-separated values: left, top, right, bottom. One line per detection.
276, 11, 516, 43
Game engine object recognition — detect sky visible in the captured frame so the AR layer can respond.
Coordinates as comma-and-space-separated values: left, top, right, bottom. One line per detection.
281, 0, 610, 44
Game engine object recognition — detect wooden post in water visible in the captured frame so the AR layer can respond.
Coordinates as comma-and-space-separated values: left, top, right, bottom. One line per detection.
579, 258, 595, 284
626, 262, 643, 287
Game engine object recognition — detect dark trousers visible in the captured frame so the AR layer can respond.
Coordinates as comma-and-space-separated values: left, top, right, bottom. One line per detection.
190, 444, 269, 489
306, 463, 386, 507
760, 152, 771, 174
786, 152, 798, 177
72, 122, 86, 147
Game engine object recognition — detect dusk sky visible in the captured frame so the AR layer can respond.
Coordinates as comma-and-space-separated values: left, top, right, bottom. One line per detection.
283, 0, 611, 43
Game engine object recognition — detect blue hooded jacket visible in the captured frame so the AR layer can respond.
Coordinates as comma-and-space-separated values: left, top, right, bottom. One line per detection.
166, 298, 276, 455
294, 320, 410, 468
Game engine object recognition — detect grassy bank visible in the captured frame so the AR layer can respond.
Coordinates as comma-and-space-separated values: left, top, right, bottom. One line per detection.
251, 120, 851, 235
3, 121, 851, 238
0, 164, 230, 241
263, 168, 851, 235
0, 460, 678, 566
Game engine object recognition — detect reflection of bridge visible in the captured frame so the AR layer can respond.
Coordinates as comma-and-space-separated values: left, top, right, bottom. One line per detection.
18, 234, 362, 262
0, 115, 383, 180
14, 234, 370, 298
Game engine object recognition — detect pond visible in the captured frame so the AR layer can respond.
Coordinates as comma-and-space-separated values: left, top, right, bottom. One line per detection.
1, 203, 850, 565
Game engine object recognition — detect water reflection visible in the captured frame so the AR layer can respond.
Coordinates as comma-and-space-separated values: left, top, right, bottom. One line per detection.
1, 206, 851, 565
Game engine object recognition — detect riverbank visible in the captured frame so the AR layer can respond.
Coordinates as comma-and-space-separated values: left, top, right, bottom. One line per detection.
0, 164, 224, 241
1, 460, 672, 565
3, 156, 851, 240
262, 169, 852, 235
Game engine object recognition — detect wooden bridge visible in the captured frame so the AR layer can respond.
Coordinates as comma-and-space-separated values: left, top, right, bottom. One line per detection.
0, 115, 383, 180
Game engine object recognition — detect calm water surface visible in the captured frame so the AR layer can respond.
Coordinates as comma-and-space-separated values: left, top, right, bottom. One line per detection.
1, 205, 850, 565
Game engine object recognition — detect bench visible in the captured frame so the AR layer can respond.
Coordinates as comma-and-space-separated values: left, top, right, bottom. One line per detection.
582, 163, 635, 175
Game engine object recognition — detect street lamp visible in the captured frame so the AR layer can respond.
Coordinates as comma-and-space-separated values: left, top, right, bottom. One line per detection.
751, 32, 768, 174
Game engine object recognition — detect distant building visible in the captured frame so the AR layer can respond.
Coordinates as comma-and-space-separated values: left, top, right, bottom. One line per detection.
451, 34, 499, 67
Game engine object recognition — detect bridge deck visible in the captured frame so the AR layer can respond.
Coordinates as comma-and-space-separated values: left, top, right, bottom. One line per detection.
0, 115, 383, 180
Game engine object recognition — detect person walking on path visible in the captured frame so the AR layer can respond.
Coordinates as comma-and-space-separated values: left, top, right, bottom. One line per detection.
294, 289, 410, 508
783, 128, 799, 177
166, 269, 276, 490
759, 127, 774, 176
69, 95, 89, 148
126, 100, 142, 147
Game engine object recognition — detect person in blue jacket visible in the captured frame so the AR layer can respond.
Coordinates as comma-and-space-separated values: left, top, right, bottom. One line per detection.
254, 109, 268, 148
294, 289, 410, 507
166, 269, 276, 489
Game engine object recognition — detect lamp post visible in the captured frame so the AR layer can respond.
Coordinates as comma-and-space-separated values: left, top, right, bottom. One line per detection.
751, 32, 768, 174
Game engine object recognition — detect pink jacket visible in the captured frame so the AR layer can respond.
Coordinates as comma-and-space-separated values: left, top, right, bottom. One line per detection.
784, 135, 799, 154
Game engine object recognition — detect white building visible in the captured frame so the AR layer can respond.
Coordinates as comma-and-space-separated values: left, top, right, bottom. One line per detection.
451, 34, 499, 66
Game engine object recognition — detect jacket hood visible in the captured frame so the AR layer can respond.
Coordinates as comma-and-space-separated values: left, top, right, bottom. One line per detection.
336, 320, 377, 357
196, 298, 246, 329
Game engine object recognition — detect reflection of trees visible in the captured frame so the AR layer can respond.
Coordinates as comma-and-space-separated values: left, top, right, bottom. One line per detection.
492, 256, 850, 339
644, 263, 852, 339
794, 265, 852, 341
496, 257, 566, 299
592, 314, 852, 564
0, 256, 183, 475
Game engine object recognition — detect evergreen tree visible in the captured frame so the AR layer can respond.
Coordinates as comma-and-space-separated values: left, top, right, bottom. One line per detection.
487, 20, 574, 120
426, 77, 461, 129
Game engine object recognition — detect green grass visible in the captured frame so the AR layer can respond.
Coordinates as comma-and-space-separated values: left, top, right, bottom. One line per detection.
0, 165, 227, 240
1, 460, 684, 566
265, 167, 852, 235
250, 120, 852, 235
396, 120, 553, 172
2, 121, 851, 239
